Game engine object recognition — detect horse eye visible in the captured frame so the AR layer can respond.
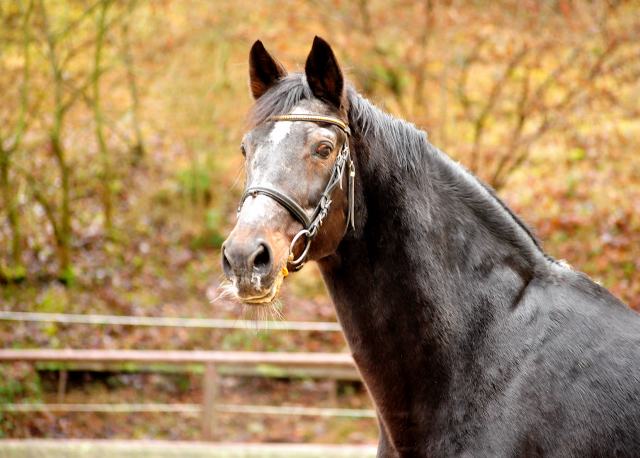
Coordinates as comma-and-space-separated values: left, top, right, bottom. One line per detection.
316, 144, 332, 159
240, 145, 246, 157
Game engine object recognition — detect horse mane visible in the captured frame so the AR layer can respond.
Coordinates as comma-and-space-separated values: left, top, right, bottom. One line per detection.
346, 86, 552, 261
346, 88, 430, 177
246, 72, 551, 260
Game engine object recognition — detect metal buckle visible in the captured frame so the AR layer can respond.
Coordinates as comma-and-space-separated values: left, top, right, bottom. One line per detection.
288, 229, 312, 269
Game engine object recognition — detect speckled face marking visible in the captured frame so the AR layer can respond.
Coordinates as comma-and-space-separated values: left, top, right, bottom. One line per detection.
267, 120, 292, 146
224, 98, 352, 306
264, 106, 308, 148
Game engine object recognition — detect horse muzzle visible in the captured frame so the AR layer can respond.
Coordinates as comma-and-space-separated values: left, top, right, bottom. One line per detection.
222, 197, 290, 305
222, 236, 270, 302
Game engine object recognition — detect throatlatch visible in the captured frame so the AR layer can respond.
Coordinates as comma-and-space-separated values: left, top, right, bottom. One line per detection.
237, 114, 355, 271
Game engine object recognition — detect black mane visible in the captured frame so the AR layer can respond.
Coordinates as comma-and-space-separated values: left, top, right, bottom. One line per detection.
347, 89, 429, 177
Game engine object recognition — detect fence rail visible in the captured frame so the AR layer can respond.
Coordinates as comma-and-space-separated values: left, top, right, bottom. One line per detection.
0, 349, 354, 365
0, 403, 376, 418
0, 311, 343, 331
0, 349, 366, 440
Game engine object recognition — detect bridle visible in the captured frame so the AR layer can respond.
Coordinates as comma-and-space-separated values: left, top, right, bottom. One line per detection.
237, 114, 355, 271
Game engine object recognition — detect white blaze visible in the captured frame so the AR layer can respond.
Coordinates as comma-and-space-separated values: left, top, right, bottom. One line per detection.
268, 121, 292, 146
267, 106, 309, 146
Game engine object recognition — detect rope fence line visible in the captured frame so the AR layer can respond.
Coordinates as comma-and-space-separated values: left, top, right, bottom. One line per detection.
0, 311, 343, 332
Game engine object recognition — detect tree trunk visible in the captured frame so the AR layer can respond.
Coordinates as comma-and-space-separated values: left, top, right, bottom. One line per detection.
121, 5, 145, 166
50, 133, 71, 282
94, 0, 112, 234
0, 150, 25, 281
42, 0, 73, 283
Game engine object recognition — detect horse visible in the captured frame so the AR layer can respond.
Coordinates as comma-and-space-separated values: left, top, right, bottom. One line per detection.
221, 36, 640, 457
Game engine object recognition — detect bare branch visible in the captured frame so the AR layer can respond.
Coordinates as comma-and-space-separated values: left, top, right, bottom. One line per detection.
455, 37, 487, 116
55, 0, 103, 42
490, 66, 532, 186
470, 45, 529, 171
11, 0, 34, 154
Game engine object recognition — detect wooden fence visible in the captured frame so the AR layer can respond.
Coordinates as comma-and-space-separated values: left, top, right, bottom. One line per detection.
0, 349, 370, 440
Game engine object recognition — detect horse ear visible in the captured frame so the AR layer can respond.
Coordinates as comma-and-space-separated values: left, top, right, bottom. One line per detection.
305, 36, 345, 109
249, 40, 287, 100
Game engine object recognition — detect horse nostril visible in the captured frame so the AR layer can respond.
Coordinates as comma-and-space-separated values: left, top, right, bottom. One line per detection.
251, 243, 272, 274
222, 246, 234, 279
222, 239, 273, 281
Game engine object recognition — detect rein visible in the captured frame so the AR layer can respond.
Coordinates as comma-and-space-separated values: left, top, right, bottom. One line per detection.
238, 114, 355, 271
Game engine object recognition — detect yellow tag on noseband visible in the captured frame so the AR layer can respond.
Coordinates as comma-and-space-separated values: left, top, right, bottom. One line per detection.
282, 266, 289, 277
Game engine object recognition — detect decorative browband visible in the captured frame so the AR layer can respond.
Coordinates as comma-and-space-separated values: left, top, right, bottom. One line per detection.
268, 114, 351, 136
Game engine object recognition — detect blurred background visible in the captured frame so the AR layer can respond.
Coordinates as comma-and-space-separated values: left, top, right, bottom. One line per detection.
0, 0, 639, 446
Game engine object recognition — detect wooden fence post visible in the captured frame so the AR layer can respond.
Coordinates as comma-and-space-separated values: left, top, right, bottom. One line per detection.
202, 361, 218, 441
327, 379, 337, 407
57, 370, 68, 403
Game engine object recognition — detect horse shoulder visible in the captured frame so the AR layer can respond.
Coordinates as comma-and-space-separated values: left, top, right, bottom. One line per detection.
483, 267, 640, 455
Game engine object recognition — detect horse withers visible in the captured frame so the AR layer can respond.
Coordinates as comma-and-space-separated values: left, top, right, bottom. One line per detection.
221, 37, 640, 457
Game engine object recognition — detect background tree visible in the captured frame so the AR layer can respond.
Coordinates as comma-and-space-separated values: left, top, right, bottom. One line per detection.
93, 0, 113, 235
0, 0, 637, 298
0, 0, 34, 282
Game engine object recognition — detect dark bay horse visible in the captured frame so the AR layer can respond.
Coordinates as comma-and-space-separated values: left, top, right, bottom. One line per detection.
221, 37, 640, 457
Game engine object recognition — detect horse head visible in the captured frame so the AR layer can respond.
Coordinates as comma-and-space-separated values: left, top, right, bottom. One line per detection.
221, 37, 353, 306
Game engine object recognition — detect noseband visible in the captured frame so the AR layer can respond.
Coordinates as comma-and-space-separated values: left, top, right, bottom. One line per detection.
237, 114, 355, 271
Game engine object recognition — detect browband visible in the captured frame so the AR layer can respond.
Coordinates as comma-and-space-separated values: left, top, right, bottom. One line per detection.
268, 114, 351, 136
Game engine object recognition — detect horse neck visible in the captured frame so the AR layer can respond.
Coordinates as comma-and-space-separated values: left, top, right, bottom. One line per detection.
317, 127, 549, 394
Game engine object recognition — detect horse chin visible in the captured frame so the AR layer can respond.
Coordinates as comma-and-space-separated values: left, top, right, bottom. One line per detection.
236, 267, 287, 307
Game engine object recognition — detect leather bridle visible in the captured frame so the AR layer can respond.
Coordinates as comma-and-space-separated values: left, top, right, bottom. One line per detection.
237, 114, 355, 271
